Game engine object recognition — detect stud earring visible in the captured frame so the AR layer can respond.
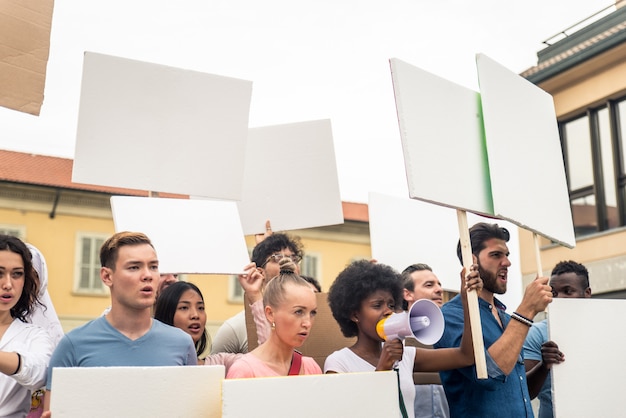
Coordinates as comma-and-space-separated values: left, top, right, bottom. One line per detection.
271, 322, 276, 330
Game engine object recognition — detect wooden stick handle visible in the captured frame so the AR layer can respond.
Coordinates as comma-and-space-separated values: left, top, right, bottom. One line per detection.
457, 210, 487, 379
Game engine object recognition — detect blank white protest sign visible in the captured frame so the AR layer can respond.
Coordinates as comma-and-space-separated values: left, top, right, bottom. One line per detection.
476, 53, 575, 248
549, 298, 625, 417
72, 51, 252, 199
222, 371, 400, 417
50, 366, 224, 418
111, 196, 250, 274
368, 192, 523, 309
236, 119, 344, 235
389, 58, 492, 215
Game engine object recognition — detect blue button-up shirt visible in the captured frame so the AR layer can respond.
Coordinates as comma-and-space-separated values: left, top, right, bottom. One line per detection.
434, 295, 534, 418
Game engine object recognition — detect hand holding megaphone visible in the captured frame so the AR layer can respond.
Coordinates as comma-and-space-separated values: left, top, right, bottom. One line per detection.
376, 299, 445, 345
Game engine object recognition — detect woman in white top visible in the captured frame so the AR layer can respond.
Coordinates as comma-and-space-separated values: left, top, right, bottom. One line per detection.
324, 260, 480, 418
0, 235, 54, 418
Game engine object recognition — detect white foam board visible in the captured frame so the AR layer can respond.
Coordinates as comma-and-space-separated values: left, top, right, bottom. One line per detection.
390, 58, 492, 216
72, 51, 252, 199
235, 119, 344, 235
111, 196, 250, 274
50, 366, 224, 417
476, 53, 575, 248
223, 371, 400, 417
549, 298, 625, 417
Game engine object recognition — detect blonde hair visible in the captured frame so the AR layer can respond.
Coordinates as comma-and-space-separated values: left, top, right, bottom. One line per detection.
263, 258, 312, 308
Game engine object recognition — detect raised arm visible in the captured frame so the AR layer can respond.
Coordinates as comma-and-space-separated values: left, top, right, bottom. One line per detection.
414, 265, 481, 371
487, 276, 552, 375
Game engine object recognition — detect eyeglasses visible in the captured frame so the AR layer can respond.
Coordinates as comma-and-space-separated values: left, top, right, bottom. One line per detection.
264, 253, 302, 265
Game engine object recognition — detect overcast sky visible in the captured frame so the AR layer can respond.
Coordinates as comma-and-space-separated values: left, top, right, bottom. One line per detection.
0, 0, 615, 203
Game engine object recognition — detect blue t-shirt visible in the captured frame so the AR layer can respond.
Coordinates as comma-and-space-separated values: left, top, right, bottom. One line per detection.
434, 295, 533, 418
523, 319, 552, 418
46, 316, 197, 390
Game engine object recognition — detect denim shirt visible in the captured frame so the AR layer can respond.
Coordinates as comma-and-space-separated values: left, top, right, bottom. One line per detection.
434, 295, 534, 418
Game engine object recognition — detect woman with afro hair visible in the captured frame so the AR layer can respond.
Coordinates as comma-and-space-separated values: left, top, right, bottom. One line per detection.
324, 260, 480, 418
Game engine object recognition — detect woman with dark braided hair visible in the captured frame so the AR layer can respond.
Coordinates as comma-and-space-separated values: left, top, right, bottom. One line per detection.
0, 235, 54, 417
227, 258, 321, 378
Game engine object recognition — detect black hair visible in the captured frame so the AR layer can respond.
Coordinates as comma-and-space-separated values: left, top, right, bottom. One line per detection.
154, 281, 207, 357
300, 275, 322, 292
551, 260, 590, 289
328, 260, 403, 338
0, 235, 41, 322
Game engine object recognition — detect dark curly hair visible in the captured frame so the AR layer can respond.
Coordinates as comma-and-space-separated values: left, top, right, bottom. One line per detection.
251, 233, 303, 267
551, 260, 590, 289
328, 260, 403, 338
0, 235, 41, 322
154, 281, 208, 357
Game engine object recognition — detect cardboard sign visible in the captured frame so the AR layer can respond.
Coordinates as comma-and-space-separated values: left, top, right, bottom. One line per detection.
0, 0, 54, 115
223, 371, 400, 417
246, 292, 356, 370
72, 51, 252, 199
50, 366, 224, 417
549, 298, 625, 417
476, 53, 575, 248
236, 119, 344, 235
111, 196, 250, 274
368, 192, 524, 310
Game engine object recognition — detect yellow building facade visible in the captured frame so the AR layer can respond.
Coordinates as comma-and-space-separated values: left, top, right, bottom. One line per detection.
0, 149, 371, 335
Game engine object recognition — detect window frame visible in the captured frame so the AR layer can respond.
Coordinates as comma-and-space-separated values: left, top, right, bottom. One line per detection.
73, 232, 110, 296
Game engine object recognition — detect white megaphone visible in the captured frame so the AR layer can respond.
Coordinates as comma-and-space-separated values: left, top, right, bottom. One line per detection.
376, 299, 445, 345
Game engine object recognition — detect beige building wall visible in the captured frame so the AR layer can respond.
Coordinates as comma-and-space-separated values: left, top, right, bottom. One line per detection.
0, 183, 371, 335
520, 28, 626, 293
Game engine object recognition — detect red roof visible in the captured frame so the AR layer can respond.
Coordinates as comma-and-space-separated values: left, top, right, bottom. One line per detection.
0, 149, 370, 221
0, 149, 183, 197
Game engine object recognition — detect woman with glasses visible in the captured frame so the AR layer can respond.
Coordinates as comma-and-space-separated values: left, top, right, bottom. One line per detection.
226, 258, 321, 378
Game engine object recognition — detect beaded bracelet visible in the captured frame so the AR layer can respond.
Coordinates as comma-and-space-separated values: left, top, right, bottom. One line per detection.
511, 312, 533, 327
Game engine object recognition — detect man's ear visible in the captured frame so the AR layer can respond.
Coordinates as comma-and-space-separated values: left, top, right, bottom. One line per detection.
101, 266, 113, 288
472, 254, 478, 264
403, 288, 413, 304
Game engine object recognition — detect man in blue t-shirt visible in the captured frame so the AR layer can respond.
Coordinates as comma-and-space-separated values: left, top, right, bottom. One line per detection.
523, 260, 591, 418
43, 232, 197, 415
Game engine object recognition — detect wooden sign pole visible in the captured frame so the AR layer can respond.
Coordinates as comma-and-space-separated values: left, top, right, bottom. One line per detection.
457, 210, 488, 379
